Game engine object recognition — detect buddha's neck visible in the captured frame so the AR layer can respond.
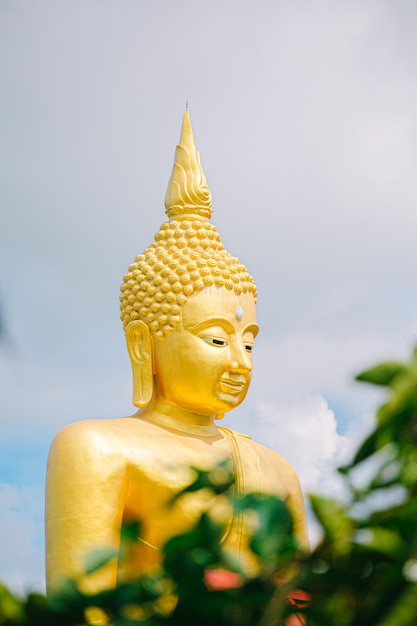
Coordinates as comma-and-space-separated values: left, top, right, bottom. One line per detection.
136, 402, 220, 437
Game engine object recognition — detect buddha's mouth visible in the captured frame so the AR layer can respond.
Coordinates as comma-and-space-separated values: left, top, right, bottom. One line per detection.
219, 379, 245, 394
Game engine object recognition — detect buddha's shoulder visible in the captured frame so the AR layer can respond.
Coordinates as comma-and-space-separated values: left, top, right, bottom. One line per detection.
224, 427, 299, 477
49, 416, 154, 454
255, 440, 299, 477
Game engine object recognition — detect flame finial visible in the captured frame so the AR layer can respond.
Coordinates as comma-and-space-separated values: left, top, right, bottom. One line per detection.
164, 111, 212, 219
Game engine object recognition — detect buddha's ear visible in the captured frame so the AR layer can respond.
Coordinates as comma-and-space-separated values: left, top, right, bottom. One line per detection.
125, 320, 153, 408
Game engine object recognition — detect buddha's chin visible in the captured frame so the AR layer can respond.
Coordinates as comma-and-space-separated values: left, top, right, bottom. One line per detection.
157, 384, 249, 419
183, 394, 244, 419
217, 387, 248, 411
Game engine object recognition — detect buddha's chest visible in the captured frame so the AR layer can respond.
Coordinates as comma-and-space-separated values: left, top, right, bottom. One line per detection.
115, 429, 292, 580
122, 430, 289, 542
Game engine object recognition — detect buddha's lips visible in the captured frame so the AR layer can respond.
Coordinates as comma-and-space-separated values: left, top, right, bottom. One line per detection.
220, 379, 245, 393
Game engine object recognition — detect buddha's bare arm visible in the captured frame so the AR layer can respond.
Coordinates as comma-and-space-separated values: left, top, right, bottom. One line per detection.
283, 461, 309, 552
45, 421, 129, 593
259, 446, 309, 551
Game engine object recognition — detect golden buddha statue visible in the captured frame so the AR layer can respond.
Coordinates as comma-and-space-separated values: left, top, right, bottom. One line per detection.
45, 112, 308, 595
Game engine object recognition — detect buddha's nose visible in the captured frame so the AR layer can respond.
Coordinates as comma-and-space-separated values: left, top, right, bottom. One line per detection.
229, 340, 252, 374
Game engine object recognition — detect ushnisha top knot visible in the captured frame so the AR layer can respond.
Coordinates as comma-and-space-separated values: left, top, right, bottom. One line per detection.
164, 111, 212, 220
120, 111, 257, 339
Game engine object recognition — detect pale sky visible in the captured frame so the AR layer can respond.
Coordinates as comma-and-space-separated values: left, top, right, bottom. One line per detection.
1, 0, 417, 592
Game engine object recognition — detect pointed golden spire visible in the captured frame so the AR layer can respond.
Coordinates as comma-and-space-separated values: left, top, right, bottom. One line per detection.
164, 111, 212, 219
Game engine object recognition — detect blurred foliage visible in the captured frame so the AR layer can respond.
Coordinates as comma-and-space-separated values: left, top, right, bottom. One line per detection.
3, 346, 417, 624
298, 345, 417, 626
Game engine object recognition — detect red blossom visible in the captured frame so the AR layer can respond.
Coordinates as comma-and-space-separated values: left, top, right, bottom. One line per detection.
287, 588, 311, 608
203, 568, 245, 591
274, 578, 310, 625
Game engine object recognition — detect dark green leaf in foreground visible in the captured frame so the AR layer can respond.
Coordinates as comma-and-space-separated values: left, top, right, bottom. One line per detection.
0, 583, 24, 625
169, 460, 234, 505
356, 362, 407, 386
235, 494, 297, 568
84, 546, 119, 575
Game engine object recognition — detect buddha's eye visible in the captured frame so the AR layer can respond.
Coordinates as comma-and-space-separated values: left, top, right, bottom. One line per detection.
245, 344, 254, 352
201, 337, 228, 347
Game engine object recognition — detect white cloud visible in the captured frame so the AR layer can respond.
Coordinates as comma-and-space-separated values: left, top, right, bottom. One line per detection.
255, 396, 350, 495
238, 393, 375, 546
255, 395, 355, 547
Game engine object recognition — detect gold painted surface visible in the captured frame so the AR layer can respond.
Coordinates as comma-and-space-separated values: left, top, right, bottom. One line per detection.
119, 111, 256, 341
45, 112, 309, 595
164, 110, 212, 219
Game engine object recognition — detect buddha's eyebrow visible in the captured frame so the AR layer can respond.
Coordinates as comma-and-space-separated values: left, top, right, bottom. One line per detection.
187, 317, 235, 333
187, 319, 260, 338
244, 323, 260, 338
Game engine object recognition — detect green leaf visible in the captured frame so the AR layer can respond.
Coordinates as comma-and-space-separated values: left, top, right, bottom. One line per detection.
84, 546, 119, 575
169, 462, 234, 505
345, 421, 397, 470
234, 494, 296, 566
356, 362, 407, 386
310, 495, 353, 555
24, 593, 58, 626
377, 582, 417, 626
121, 520, 141, 543
163, 511, 225, 582
0, 582, 24, 624
354, 526, 403, 558
47, 578, 84, 615
349, 429, 379, 467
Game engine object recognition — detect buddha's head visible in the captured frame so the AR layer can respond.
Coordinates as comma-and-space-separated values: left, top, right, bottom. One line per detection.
120, 112, 258, 419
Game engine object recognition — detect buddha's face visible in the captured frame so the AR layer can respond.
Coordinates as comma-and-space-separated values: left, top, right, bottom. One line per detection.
152, 288, 259, 418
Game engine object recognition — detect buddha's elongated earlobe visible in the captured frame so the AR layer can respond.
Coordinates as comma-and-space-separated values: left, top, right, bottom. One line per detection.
126, 320, 153, 408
